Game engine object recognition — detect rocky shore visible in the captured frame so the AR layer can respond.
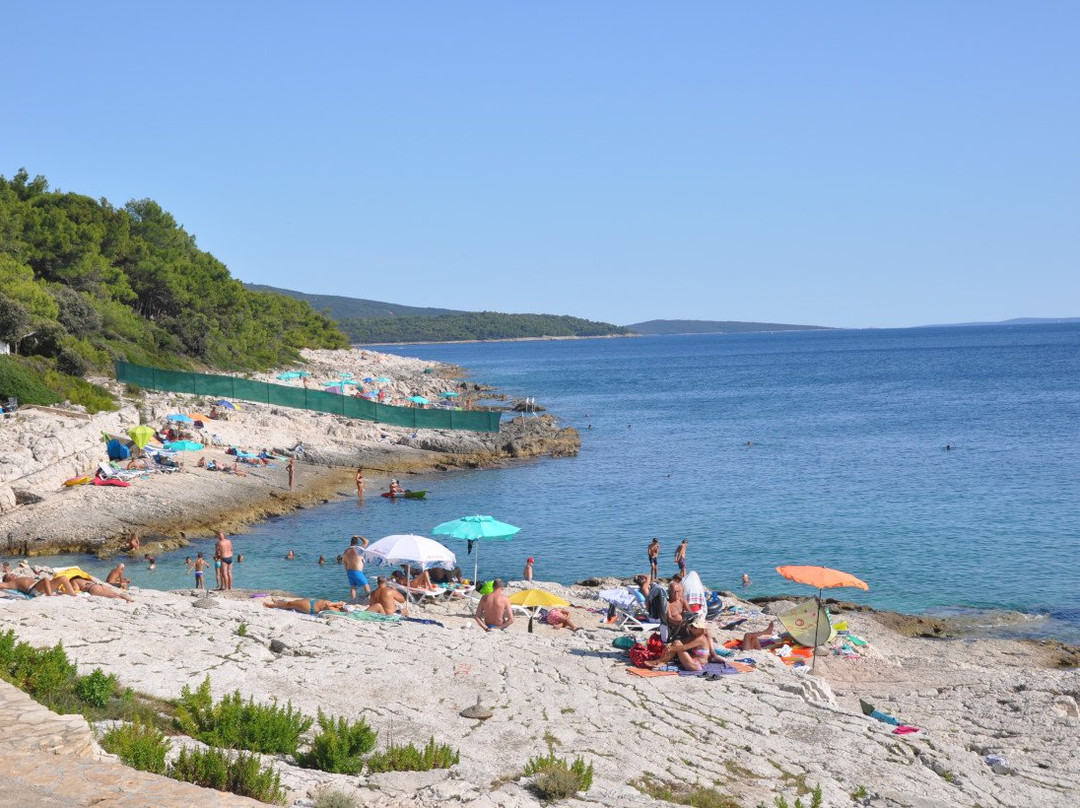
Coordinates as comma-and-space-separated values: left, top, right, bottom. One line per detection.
1, 581, 1077, 807
0, 348, 579, 557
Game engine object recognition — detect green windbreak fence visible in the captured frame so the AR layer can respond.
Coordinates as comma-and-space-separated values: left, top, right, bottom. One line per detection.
115, 361, 502, 433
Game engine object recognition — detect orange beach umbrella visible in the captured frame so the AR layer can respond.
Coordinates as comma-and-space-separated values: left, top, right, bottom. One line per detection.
775, 565, 868, 592
775, 565, 869, 670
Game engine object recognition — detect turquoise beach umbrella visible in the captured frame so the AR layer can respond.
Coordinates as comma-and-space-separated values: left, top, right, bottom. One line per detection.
439, 391, 459, 398
408, 396, 430, 405
432, 515, 520, 583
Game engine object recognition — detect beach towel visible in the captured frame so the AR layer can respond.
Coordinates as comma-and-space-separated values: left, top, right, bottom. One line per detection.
325, 611, 401, 623
626, 667, 677, 678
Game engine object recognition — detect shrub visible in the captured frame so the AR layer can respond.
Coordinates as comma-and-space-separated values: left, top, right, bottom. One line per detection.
0, 630, 79, 713
42, 368, 117, 413
236, 622, 247, 637
313, 786, 361, 808
365, 736, 460, 773
523, 750, 593, 800
56, 346, 89, 377
297, 709, 377, 774
631, 775, 739, 808
174, 676, 312, 756
169, 746, 285, 805
75, 668, 119, 709
100, 719, 169, 774
0, 355, 59, 406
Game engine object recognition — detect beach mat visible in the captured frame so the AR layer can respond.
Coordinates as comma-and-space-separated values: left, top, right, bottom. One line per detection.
326, 611, 401, 623
626, 667, 677, 678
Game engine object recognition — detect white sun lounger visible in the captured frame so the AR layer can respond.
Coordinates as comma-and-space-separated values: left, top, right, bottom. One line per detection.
598, 587, 657, 632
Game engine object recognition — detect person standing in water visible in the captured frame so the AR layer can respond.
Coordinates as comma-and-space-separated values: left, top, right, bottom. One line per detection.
647, 538, 660, 580
355, 468, 365, 499
215, 531, 234, 591
523, 557, 535, 581
344, 535, 371, 602
674, 539, 688, 576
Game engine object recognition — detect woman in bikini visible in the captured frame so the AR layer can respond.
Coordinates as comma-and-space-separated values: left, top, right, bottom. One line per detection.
67, 576, 135, 603
262, 597, 346, 616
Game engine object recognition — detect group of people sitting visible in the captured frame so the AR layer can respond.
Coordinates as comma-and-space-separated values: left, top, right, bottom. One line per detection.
631, 572, 778, 672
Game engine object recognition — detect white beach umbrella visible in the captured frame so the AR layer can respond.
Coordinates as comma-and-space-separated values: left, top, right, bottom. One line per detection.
363, 534, 457, 573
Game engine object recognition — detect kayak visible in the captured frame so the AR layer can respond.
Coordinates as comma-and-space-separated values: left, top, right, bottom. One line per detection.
380, 490, 428, 500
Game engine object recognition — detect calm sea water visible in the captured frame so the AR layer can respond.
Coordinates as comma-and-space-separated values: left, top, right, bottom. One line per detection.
35, 325, 1080, 641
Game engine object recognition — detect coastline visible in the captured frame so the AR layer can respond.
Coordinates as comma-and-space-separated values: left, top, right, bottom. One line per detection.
360, 332, 637, 347
0, 347, 579, 558
2, 580, 1077, 807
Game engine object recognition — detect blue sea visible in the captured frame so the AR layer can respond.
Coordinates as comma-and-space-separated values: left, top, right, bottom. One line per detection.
35, 324, 1080, 642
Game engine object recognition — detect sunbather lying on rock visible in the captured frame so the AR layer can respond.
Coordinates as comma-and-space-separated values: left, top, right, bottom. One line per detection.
67, 576, 135, 602
262, 597, 346, 615
740, 621, 776, 650
1, 573, 76, 597
645, 614, 724, 671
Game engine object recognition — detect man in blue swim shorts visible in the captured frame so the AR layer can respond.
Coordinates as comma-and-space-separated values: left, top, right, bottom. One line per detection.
343, 535, 370, 602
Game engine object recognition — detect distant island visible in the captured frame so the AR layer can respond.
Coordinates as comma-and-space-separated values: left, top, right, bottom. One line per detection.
920, 317, 1080, 328
246, 284, 630, 343
625, 319, 833, 335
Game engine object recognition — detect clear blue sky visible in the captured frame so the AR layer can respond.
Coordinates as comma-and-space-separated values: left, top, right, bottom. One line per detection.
3, 3, 1077, 328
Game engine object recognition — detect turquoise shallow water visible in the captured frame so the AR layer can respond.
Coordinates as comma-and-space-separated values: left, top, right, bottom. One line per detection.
31, 324, 1080, 642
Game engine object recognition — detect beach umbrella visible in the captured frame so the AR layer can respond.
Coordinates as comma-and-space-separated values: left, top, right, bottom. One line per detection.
166, 413, 193, 423
363, 377, 374, 383
164, 440, 203, 452
509, 589, 570, 633
439, 391, 460, 399
775, 565, 869, 669
432, 515, 520, 583
408, 396, 430, 405
508, 589, 568, 608
276, 371, 301, 380
128, 425, 154, 450
375, 376, 391, 383
215, 400, 238, 410
363, 534, 457, 573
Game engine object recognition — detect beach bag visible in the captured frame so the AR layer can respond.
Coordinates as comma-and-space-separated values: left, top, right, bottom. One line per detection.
612, 635, 636, 650
628, 643, 651, 667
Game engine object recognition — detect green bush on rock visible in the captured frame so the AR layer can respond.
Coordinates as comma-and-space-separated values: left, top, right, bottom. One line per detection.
174, 676, 312, 756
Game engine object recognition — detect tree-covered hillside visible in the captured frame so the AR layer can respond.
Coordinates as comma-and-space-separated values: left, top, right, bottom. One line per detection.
244, 283, 461, 320
342, 312, 630, 343
0, 170, 347, 378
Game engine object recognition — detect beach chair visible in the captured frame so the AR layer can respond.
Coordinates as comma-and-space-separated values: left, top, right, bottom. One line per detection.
391, 581, 452, 606
598, 587, 655, 632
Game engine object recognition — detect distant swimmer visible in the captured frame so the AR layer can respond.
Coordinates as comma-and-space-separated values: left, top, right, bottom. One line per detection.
746, 441, 753, 446
741, 573, 751, 587
945, 444, 953, 451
